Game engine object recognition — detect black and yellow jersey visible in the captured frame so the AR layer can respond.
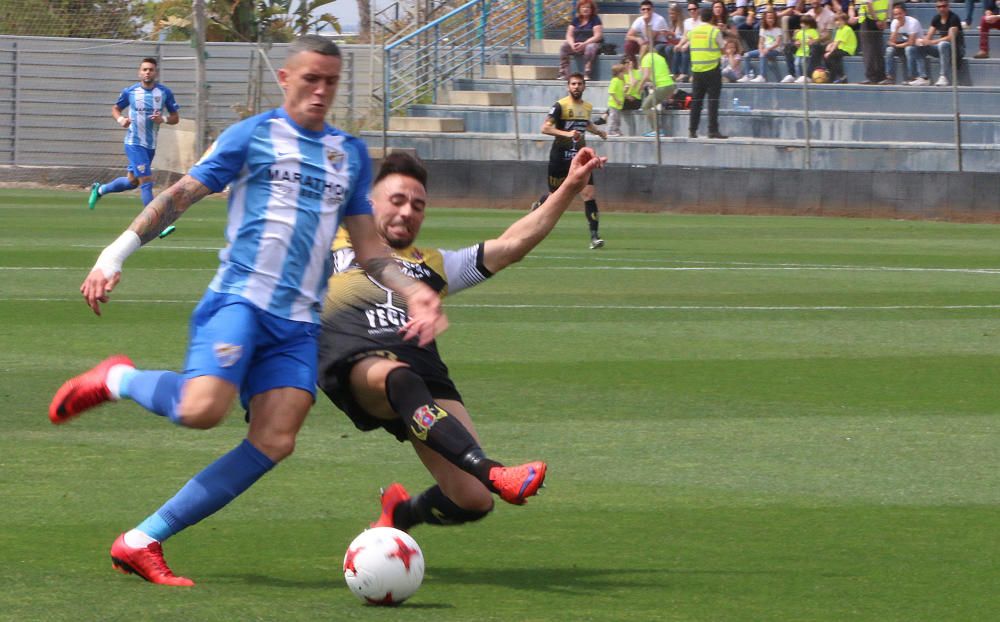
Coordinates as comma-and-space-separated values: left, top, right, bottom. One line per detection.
319, 227, 492, 362
547, 95, 593, 164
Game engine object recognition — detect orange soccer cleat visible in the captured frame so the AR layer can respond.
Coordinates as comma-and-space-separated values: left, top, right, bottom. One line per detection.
110, 533, 194, 587
48, 355, 133, 424
371, 483, 411, 529
489, 461, 547, 505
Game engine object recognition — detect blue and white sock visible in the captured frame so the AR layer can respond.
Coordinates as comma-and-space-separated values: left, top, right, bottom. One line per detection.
118, 369, 185, 424
100, 177, 134, 195
133, 440, 276, 543
140, 182, 154, 206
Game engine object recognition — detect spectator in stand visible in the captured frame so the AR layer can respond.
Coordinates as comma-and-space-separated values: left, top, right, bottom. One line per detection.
623, 55, 645, 111
560, 0, 604, 80
674, 2, 704, 81
638, 45, 677, 135
783, 14, 820, 81
736, 1, 767, 51
721, 39, 746, 80
974, 0, 999, 58
883, 3, 924, 84
687, 7, 729, 139
605, 64, 627, 136
851, 0, 890, 84
914, 0, 965, 85
963, 0, 979, 27
727, 0, 750, 26
709, 0, 738, 37
824, 11, 858, 83
666, 4, 688, 77
802, 0, 836, 76
777, 0, 804, 42
625, 0, 672, 62
740, 9, 784, 82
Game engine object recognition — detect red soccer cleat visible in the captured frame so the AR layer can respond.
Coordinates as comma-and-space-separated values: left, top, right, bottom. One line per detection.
110, 533, 194, 587
489, 461, 547, 505
48, 355, 133, 424
371, 483, 411, 529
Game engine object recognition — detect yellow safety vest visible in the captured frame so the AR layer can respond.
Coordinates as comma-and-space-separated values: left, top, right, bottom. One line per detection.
690, 23, 722, 73
859, 0, 889, 23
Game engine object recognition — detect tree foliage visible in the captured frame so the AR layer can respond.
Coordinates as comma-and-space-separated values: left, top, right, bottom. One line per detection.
0, 0, 146, 38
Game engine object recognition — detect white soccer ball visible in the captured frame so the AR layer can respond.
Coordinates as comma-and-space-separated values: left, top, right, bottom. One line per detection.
343, 527, 425, 605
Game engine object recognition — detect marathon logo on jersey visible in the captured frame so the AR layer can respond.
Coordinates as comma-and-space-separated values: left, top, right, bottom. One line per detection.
409, 404, 449, 442
213, 343, 243, 368
268, 167, 347, 204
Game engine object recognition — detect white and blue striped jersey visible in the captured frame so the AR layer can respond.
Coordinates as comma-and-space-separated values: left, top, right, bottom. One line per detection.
188, 107, 373, 324
115, 82, 179, 149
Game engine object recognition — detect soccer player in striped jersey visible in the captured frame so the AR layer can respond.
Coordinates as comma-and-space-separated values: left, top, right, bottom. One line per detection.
49, 36, 446, 586
88, 57, 180, 212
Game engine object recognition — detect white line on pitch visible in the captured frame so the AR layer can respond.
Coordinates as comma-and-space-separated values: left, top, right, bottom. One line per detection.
5, 297, 1000, 312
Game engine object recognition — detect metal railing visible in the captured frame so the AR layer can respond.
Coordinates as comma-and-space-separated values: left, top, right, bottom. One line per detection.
382, 0, 573, 128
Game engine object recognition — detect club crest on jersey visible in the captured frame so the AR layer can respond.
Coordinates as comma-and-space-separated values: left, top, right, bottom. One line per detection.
326, 147, 345, 169
409, 404, 449, 441
213, 343, 243, 368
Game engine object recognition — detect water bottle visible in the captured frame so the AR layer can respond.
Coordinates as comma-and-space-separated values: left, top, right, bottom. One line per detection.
733, 96, 740, 110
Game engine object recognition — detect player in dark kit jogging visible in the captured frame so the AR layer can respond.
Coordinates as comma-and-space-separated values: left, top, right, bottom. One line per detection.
319, 147, 606, 531
531, 73, 608, 249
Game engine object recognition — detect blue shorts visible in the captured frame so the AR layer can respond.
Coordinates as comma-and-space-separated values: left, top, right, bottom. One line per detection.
125, 144, 155, 177
184, 290, 320, 409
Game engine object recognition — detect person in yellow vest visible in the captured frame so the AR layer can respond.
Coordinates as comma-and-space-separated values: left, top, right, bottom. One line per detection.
851, 0, 890, 83
605, 63, 627, 136
534, 73, 608, 249
623, 55, 645, 110
684, 8, 729, 139
638, 45, 677, 136
823, 11, 858, 83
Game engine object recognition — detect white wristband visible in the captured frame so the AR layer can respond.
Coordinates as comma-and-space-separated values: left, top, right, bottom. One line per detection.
94, 230, 141, 279
117, 116, 128, 127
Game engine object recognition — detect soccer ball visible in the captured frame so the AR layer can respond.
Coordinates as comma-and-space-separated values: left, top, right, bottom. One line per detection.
811, 68, 830, 84
343, 527, 424, 605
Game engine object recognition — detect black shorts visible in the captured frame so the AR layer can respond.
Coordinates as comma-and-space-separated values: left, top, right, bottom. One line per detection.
317, 345, 463, 443
547, 159, 595, 193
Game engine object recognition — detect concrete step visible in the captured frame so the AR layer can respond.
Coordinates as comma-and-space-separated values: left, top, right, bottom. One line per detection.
454, 77, 1000, 114
361, 129, 999, 172
409, 103, 1000, 144
486, 64, 560, 80
598, 13, 634, 30
367, 146, 418, 159
447, 90, 513, 106
513, 52, 997, 86
530, 39, 565, 54
388, 117, 465, 132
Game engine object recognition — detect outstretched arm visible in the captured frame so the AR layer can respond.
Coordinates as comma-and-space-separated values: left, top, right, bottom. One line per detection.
344, 214, 448, 346
482, 148, 607, 273
80, 175, 212, 315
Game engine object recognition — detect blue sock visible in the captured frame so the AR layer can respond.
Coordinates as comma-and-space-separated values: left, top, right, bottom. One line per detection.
135, 440, 276, 542
100, 176, 134, 195
120, 370, 185, 424
140, 182, 154, 206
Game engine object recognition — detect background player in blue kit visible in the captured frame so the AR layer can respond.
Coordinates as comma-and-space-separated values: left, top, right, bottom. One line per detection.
49, 36, 446, 586
88, 57, 180, 211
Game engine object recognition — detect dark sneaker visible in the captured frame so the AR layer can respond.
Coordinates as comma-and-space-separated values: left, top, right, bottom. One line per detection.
110, 533, 195, 586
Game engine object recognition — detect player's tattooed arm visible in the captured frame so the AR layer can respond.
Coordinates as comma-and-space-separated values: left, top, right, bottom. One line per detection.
128, 175, 212, 244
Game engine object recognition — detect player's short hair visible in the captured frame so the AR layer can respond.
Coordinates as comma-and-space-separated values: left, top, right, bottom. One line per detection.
140, 57, 158, 67
375, 152, 427, 188
568, 71, 586, 82
287, 34, 341, 59
640, 0, 654, 7
892, 1, 906, 10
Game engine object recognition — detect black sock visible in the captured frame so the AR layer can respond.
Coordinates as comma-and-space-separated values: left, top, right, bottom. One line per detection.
394, 485, 492, 530
385, 367, 501, 486
585, 199, 599, 236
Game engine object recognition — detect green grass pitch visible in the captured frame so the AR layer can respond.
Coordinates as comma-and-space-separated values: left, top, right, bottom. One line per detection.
1, 187, 998, 621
